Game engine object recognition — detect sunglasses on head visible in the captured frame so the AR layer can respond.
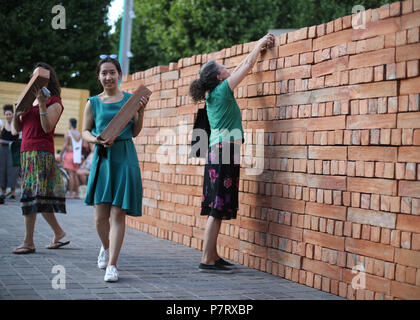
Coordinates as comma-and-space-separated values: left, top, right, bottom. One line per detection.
100, 54, 117, 60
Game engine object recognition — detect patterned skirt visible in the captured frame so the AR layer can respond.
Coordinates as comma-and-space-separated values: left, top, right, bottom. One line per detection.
20, 151, 66, 215
201, 141, 241, 220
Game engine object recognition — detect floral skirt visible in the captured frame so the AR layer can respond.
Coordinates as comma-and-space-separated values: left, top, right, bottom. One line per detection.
20, 151, 66, 215
201, 141, 241, 220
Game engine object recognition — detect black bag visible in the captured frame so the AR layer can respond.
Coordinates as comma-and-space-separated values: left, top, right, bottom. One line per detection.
189, 104, 211, 158
9, 139, 21, 167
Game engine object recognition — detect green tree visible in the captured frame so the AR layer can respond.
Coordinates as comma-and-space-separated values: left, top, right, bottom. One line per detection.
112, 0, 389, 74
0, 0, 112, 95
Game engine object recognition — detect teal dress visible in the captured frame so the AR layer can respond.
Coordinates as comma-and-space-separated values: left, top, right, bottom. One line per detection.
84, 92, 142, 216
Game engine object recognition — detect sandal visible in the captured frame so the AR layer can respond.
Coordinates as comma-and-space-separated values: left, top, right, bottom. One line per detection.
46, 240, 70, 249
12, 246, 36, 254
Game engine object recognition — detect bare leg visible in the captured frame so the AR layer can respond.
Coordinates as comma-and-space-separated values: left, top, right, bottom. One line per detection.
20, 212, 37, 249
66, 169, 74, 198
71, 171, 79, 198
201, 216, 222, 264
41, 212, 66, 243
108, 206, 126, 266
94, 204, 111, 250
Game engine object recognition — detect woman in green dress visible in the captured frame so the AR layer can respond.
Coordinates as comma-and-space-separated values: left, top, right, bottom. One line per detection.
82, 55, 149, 282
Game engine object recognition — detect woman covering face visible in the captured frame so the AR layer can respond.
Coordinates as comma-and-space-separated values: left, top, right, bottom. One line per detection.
12, 62, 69, 254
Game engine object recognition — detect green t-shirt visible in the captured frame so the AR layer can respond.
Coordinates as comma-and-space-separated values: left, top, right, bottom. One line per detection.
206, 79, 244, 147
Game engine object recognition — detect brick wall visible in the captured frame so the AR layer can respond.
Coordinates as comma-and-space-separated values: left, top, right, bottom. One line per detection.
120, 0, 420, 300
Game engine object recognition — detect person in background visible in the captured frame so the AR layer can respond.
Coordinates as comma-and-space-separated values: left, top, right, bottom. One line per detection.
77, 143, 94, 186
11, 62, 69, 254
82, 55, 148, 282
189, 33, 274, 273
0, 104, 20, 203
60, 118, 82, 198
81, 139, 92, 160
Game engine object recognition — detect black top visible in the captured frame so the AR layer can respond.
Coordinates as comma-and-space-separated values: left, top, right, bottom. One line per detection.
1, 127, 19, 142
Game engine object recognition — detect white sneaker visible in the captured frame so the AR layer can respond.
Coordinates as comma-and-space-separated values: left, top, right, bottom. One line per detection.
104, 265, 119, 282
97, 246, 109, 269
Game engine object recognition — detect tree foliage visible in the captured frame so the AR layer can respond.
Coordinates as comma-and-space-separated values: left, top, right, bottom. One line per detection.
0, 0, 112, 95
112, 0, 389, 74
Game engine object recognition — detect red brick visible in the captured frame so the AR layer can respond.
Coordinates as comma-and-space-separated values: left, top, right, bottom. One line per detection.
348, 177, 397, 196
349, 81, 398, 100
401, 10, 420, 29
302, 258, 342, 280
312, 56, 349, 78
400, 76, 420, 95
240, 217, 268, 233
398, 112, 420, 129
239, 241, 267, 259
407, 60, 419, 78
304, 202, 347, 221
396, 213, 420, 233
275, 65, 311, 81
399, 180, 420, 198
413, 233, 420, 250
348, 146, 397, 162
390, 2, 401, 16
353, 17, 401, 41
278, 39, 312, 58
267, 248, 302, 269
347, 207, 396, 229
349, 48, 395, 69
397, 43, 420, 63
313, 29, 353, 51
303, 230, 345, 251
391, 280, 420, 300
308, 146, 347, 160
398, 146, 420, 162
345, 238, 394, 262
180, 64, 201, 77
268, 222, 303, 241
347, 114, 396, 129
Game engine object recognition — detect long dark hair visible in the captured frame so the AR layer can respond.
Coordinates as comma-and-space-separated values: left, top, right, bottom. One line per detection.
33, 62, 61, 98
189, 61, 220, 103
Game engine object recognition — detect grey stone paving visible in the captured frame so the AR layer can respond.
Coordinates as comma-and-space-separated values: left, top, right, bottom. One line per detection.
0, 195, 344, 300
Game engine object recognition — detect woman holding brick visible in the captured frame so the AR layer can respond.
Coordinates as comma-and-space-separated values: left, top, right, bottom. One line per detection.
82, 55, 149, 282
189, 33, 275, 273
12, 62, 69, 254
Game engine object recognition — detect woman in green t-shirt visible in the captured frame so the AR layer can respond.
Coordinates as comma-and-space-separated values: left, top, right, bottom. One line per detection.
189, 33, 275, 273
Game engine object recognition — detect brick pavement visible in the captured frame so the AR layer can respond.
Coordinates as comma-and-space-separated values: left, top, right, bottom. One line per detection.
0, 195, 344, 300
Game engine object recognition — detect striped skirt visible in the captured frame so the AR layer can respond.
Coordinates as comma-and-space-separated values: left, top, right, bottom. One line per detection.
20, 151, 66, 215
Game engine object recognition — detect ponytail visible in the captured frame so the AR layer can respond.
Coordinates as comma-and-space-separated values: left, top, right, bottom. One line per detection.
189, 60, 220, 103
189, 78, 206, 103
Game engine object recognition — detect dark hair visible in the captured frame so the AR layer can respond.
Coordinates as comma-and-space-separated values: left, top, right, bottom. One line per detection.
69, 118, 77, 129
189, 61, 220, 103
96, 57, 122, 78
3, 104, 13, 114
33, 62, 61, 98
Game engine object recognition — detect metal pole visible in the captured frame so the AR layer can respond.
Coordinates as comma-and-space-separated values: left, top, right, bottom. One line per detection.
118, 0, 134, 75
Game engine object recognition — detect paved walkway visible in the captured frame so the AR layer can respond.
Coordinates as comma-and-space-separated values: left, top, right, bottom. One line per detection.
0, 196, 344, 300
